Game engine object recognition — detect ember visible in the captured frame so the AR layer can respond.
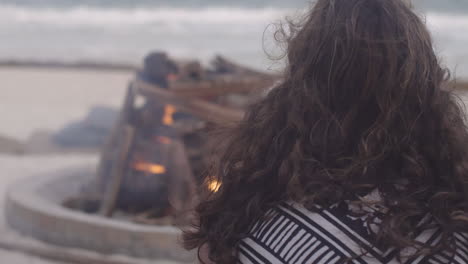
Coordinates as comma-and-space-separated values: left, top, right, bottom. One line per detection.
132, 161, 166, 175
208, 179, 221, 192
162, 104, 176, 125
155, 136, 172, 145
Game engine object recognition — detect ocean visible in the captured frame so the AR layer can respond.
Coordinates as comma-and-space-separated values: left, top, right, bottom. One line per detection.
1, 0, 468, 78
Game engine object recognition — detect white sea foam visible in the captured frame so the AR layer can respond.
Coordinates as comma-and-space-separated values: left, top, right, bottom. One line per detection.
0, 4, 466, 78
1, 4, 466, 33
426, 12, 468, 31
0, 5, 290, 26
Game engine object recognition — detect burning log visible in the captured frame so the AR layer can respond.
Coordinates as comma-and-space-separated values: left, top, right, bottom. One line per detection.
168, 75, 276, 98
134, 79, 245, 124
94, 81, 200, 221
72, 54, 275, 226
99, 125, 135, 217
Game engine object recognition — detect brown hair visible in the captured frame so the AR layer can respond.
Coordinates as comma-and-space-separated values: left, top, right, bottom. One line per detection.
184, 0, 468, 262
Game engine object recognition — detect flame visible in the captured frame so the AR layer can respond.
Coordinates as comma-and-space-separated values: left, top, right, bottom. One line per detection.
155, 136, 172, 145
162, 104, 176, 125
132, 161, 166, 175
167, 74, 179, 82
207, 179, 221, 192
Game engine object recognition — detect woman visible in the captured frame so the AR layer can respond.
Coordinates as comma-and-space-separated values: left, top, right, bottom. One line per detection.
184, 0, 468, 263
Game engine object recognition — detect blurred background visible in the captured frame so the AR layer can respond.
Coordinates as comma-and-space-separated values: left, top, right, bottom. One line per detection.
0, 0, 467, 140
0, 0, 467, 72
0, 0, 467, 263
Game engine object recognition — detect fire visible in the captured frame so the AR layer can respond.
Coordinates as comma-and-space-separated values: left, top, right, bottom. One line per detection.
167, 73, 178, 82
207, 179, 221, 192
155, 135, 172, 145
162, 104, 176, 125
132, 161, 166, 175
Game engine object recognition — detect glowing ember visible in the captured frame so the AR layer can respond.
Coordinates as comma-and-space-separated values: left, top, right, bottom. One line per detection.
162, 104, 176, 125
208, 179, 221, 192
132, 162, 166, 175
167, 73, 178, 82
155, 136, 172, 145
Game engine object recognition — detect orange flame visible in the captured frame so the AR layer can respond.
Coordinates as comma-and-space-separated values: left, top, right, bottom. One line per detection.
162, 104, 176, 125
132, 161, 166, 175
207, 179, 221, 192
155, 136, 172, 145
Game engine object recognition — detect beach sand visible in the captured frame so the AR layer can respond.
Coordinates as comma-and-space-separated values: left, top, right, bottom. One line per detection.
0, 67, 132, 141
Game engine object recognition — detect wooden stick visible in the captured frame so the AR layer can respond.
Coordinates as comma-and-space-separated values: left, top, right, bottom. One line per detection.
96, 85, 136, 196
211, 55, 274, 78
169, 77, 276, 98
134, 80, 244, 124
99, 125, 135, 217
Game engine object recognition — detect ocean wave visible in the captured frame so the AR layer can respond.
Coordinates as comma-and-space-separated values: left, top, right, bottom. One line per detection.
0, 5, 291, 26
425, 12, 468, 30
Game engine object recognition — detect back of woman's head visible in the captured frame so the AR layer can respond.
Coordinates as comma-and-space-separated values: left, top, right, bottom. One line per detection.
184, 0, 468, 262
286, 0, 443, 117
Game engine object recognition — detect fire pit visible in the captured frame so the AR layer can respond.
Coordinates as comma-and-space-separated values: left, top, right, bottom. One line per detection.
5, 165, 194, 262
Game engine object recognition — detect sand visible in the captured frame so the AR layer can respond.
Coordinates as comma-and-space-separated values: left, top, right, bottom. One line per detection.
0, 67, 131, 141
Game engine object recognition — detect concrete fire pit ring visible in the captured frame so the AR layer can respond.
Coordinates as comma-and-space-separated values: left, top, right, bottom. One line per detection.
4, 165, 195, 262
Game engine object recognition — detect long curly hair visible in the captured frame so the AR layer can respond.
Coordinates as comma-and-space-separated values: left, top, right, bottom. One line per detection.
183, 0, 468, 262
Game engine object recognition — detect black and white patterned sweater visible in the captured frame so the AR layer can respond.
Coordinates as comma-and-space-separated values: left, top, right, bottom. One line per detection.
238, 191, 468, 264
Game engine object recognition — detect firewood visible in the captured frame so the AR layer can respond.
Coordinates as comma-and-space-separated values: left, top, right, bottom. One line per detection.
99, 125, 135, 217
211, 55, 272, 78
168, 76, 276, 98
134, 80, 244, 124
96, 85, 136, 195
